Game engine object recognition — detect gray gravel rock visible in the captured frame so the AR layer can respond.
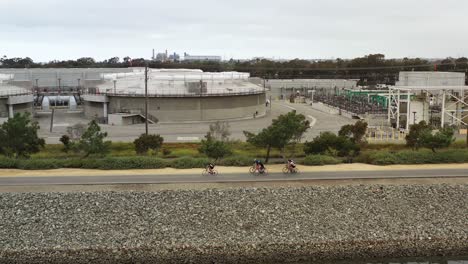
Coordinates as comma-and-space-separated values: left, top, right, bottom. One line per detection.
0, 184, 467, 263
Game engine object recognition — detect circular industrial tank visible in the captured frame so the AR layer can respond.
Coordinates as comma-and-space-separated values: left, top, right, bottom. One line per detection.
82, 69, 267, 123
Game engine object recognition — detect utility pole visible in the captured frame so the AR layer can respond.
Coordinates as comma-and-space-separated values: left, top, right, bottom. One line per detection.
57, 78, 61, 107
50, 108, 55, 132
466, 124, 468, 148
145, 65, 149, 135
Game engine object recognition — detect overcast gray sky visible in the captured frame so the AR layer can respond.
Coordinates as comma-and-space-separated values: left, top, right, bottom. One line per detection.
1, 0, 467, 62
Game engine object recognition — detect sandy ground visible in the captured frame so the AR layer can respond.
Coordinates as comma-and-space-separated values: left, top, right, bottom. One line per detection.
0, 163, 468, 178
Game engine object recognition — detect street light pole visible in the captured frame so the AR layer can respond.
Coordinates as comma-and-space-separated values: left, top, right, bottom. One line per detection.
57, 78, 61, 107
145, 65, 149, 135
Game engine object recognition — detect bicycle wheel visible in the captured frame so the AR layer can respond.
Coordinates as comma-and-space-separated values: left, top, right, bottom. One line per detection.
282, 166, 289, 174
249, 167, 256, 174
293, 167, 299, 174
212, 169, 218, 176
202, 170, 208, 176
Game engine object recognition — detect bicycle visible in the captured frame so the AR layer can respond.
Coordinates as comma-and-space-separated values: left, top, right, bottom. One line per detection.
249, 165, 268, 175
202, 167, 218, 176
282, 165, 299, 174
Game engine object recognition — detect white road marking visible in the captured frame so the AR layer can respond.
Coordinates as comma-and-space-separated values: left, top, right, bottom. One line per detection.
279, 103, 316, 128
308, 115, 317, 128
53, 123, 70, 127
177, 137, 200, 141
279, 104, 296, 110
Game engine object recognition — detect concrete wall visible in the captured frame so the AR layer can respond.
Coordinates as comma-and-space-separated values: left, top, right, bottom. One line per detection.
96, 93, 266, 123
12, 103, 33, 115
84, 101, 105, 118
0, 98, 8, 118
396, 72, 465, 86
108, 114, 143, 126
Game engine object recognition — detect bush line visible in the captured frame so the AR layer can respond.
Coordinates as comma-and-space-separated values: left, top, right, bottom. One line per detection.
0, 149, 468, 170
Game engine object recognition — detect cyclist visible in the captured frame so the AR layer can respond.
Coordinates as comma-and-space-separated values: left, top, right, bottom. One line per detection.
254, 159, 265, 173
287, 159, 296, 172
207, 163, 215, 175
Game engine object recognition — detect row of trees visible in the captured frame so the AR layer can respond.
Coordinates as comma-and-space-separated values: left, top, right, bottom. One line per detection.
0, 112, 459, 161
0, 112, 233, 160
2, 54, 467, 85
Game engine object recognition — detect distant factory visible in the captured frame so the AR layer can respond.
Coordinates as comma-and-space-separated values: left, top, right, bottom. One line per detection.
151, 49, 222, 62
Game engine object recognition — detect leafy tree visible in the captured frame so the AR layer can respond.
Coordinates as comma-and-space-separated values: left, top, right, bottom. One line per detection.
406, 121, 454, 152
106, 57, 120, 64
0, 113, 45, 158
134, 134, 164, 155
198, 133, 232, 160
304, 132, 360, 159
76, 57, 96, 66
455, 57, 468, 71
438, 58, 455, 71
420, 127, 455, 152
208, 121, 231, 142
405, 121, 432, 150
59, 135, 71, 153
77, 120, 111, 157
338, 120, 368, 143
244, 111, 310, 162
0, 56, 35, 68
304, 132, 340, 155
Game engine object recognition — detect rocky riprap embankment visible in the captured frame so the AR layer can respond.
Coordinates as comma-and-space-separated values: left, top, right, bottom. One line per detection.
0, 185, 467, 264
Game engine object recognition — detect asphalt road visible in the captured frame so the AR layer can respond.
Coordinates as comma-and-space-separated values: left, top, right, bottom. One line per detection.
38, 99, 354, 143
1, 169, 467, 186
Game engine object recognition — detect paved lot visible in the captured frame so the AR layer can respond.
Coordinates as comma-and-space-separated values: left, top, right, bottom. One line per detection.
37, 100, 354, 143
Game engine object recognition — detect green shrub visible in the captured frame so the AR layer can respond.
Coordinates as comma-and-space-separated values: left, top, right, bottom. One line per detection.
162, 148, 172, 156
59, 135, 71, 153
0, 157, 18, 168
367, 149, 468, 165
170, 157, 210, 169
198, 134, 232, 160
16, 159, 61, 170
219, 156, 254, 166
88, 157, 168, 170
304, 132, 360, 158
302, 155, 342, 166
60, 159, 85, 168
367, 151, 399, 165
134, 134, 164, 155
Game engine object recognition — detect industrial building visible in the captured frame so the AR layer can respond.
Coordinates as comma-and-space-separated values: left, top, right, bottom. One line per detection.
389, 71, 467, 130
0, 68, 266, 124
183, 53, 222, 62
302, 71, 468, 132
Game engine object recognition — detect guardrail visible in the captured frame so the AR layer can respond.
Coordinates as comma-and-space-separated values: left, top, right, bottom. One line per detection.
0, 90, 33, 97
82, 88, 265, 98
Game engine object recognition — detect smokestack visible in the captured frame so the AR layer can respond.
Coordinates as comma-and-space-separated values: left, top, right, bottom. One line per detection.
152, 49, 155, 60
